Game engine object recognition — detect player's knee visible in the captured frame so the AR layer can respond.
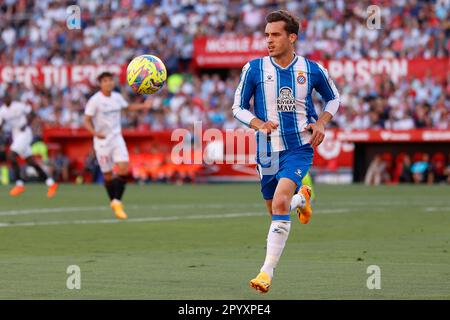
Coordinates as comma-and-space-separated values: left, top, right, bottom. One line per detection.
271, 195, 291, 214
103, 172, 113, 182
117, 164, 129, 176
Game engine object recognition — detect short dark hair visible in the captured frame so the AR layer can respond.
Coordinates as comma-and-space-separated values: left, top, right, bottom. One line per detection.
266, 10, 299, 36
97, 71, 114, 82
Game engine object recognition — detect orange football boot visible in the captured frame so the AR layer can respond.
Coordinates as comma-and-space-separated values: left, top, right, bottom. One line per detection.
297, 185, 312, 224
10, 185, 25, 196
47, 183, 59, 198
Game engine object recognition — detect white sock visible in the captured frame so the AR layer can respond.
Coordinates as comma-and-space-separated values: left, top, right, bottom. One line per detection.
289, 194, 305, 212
16, 180, 24, 187
260, 216, 291, 279
45, 178, 55, 186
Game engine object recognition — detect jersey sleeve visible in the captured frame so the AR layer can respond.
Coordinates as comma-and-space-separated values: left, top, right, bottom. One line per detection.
231, 62, 256, 127
313, 63, 340, 116
84, 96, 97, 116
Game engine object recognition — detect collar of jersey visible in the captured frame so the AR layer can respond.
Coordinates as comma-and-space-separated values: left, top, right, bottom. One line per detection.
269, 53, 298, 70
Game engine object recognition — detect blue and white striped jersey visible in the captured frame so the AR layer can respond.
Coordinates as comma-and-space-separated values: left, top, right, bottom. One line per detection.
232, 54, 340, 153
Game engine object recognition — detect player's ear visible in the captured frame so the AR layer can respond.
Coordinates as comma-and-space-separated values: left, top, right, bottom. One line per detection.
289, 33, 297, 45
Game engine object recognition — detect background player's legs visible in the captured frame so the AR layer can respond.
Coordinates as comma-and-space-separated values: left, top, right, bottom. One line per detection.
25, 156, 54, 185
102, 161, 128, 220
103, 171, 115, 201
25, 155, 58, 198
112, 162, 128, 201
8, 151, 22, 185
260, 178, 296, 278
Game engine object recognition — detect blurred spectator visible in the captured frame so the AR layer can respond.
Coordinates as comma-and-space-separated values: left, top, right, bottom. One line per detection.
444, 154, 450, 184
365, 154, 390, 185
83, 149, 101, 183
50, 150, 70, 182
411, 153, 434, 184
432, 152, 447, 183
399, 154, 413, 183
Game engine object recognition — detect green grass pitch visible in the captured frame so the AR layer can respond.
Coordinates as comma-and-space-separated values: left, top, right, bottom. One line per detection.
0, 183, 449, 299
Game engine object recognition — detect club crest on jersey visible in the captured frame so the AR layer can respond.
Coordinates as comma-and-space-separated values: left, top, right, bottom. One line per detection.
297, 71, 306, 85
277, 87, 296, 112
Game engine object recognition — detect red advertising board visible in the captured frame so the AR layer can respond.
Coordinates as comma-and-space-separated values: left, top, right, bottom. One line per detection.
325, 58, 448, 83
0, 64, 126, 89
192, 35, 449, 83
193, 35, 268, 68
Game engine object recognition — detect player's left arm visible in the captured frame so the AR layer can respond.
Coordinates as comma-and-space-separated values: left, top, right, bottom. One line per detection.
123, 95, 152, 112
127, 101, 152, 111
305, 63, 340, 147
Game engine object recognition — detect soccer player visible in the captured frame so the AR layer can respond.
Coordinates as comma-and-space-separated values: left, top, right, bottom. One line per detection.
0, 94, 58, 197
84, 72, 151, 219
232, 10, 340, 293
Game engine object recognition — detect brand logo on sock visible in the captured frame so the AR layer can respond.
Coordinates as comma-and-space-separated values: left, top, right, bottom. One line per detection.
272, 227, 282, 233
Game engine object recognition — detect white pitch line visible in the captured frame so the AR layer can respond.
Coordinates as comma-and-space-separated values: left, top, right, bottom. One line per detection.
0, 208, 356, 228
0, 212, 265, 228
0, 206, 110, 216
0, 202, 448, 221
424, 207, 450, 212
0, 203, 263, 217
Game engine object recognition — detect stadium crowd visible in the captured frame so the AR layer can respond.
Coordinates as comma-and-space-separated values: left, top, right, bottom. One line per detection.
0, 0, 449, 184
2, 71, 449, 133
0, 0, 449, 131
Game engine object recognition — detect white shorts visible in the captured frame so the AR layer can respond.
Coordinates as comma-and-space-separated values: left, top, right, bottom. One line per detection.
11, 127, 33, 158
94, 135, 129, 173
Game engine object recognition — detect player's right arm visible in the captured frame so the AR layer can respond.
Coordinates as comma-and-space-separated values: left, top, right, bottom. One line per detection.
232, 62, 278, 134
84, 96, 105, 139
83, 115, 105, 139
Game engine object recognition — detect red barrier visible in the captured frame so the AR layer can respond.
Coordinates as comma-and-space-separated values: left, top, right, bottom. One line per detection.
43, 128, 450, 181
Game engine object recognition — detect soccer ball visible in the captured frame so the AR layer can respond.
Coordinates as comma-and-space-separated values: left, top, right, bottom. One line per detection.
126, 54, 167, 94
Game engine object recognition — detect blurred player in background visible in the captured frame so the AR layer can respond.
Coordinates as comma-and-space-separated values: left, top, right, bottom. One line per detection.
232, 10, 339, 293
0, 94, 58, 197
84, 72, 152, 220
